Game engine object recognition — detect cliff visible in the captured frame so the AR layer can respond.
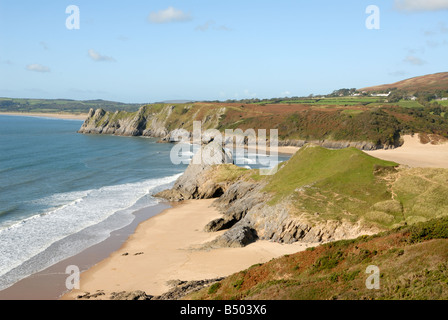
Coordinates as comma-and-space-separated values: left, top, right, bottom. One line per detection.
78, 103, 408, 150
156, 142, 448, 248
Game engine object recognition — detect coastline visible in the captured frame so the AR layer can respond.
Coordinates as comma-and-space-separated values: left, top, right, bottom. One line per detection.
0, 112, 88, 121
0, 203, 171, 300
60, 199, 317, 300
2, 133, 447, 300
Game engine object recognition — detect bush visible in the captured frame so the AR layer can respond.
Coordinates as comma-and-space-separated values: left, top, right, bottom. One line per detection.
208, 282, 222, 295
312, 250, 344, 273
408, 217, 448, 243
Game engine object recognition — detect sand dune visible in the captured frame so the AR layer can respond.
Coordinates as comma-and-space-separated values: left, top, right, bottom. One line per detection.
365, 135, 448, 168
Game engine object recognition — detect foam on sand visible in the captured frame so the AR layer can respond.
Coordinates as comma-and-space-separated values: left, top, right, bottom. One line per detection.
0, 173, 181, 291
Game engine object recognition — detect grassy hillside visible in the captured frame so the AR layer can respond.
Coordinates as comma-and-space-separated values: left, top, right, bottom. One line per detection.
188, 216, 448, 300
4, 73, 448, 145
183, 146, 448, 300
261, 145, 448, 230
83, 101, 448, 148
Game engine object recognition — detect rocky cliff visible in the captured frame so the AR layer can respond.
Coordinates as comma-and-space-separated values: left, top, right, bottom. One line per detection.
78, 104, 401, 150
155, 143, 387, 248
156, 142, 448, 249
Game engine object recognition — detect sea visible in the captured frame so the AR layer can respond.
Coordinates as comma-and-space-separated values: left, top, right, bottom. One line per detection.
0, 115, 288, 292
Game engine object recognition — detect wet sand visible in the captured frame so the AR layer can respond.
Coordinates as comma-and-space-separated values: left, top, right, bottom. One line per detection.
0, 203, 171, 300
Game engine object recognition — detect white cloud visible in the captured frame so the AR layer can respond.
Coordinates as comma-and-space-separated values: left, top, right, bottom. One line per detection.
395, 0, 448, 12
148, 7, 192, 24
403, 55, 427, 65
26, 64, 50, 72
88, 49, 115, 62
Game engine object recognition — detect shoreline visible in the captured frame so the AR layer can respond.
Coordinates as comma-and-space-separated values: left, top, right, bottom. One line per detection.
1, 133, 447, 300
60, 199, 317, 300
0, 202, 171, 300
0, 112, 88, 121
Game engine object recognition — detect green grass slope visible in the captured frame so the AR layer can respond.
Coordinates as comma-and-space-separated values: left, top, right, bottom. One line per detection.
260, 145, 448, 230
189, 216, 448, 300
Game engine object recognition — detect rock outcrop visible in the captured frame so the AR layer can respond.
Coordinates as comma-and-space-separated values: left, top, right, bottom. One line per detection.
204, 180, 266, 232
78, 106, 171, 138
278, 139, 398, 150
78, 106, 395, 150
210, 201, 382, 248
156, 142, 382, 248
152, 278, 225, 300
155, 141, 234, 201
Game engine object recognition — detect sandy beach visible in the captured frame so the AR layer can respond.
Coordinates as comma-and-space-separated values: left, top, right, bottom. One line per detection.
0, 112, 88, 121
61, 199, 316, 300
3, 132, 446, 300
365, 135, 448, 168
60, 133, 447, 300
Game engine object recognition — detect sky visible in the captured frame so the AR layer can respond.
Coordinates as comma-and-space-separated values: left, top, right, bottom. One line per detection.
0, 0, 447, 103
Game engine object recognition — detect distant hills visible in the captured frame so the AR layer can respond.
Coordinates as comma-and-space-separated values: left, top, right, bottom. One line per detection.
360, 72, 448, 94
0, 98, 142, 114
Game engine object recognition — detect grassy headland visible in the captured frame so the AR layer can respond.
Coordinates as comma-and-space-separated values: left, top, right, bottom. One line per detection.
188, 216, 448, 300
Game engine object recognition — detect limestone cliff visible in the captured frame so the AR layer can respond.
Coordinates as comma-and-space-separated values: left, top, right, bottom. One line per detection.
78, 104, 399, 150
156, 143, 448, 249
155, 143, 387, 248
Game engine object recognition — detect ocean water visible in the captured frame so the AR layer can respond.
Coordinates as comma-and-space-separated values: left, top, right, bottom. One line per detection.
0, 115, 187, 291
0, 115, 289, 292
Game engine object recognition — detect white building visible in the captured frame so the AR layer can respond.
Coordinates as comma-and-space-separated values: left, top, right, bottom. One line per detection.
371, 92, 391, 97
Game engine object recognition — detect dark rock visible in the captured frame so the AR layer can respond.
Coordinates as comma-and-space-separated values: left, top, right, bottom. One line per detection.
109, 290, 153, 300
208, 225, 258, 248
152, 278, 225, 300
155, 141, 233, 201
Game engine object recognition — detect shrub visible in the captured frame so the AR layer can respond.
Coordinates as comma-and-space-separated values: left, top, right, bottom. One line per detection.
208, 282, 222, 295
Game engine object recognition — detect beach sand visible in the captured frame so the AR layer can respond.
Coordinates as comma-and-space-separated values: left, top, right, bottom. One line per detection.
365, 135, 448, 168
61, 199, 316, 300
0, 112, 88, 121
4, 133, 446, 300
59, 134, 448, 300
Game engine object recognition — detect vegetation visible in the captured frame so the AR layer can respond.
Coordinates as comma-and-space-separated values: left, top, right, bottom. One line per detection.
3, 72, 448, 147
187, 216, 448, 300
260, 145, 448, 230
0, 97, 141, 114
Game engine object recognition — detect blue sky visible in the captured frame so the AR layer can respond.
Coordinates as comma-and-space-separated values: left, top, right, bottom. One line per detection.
0, 0, 447, 103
